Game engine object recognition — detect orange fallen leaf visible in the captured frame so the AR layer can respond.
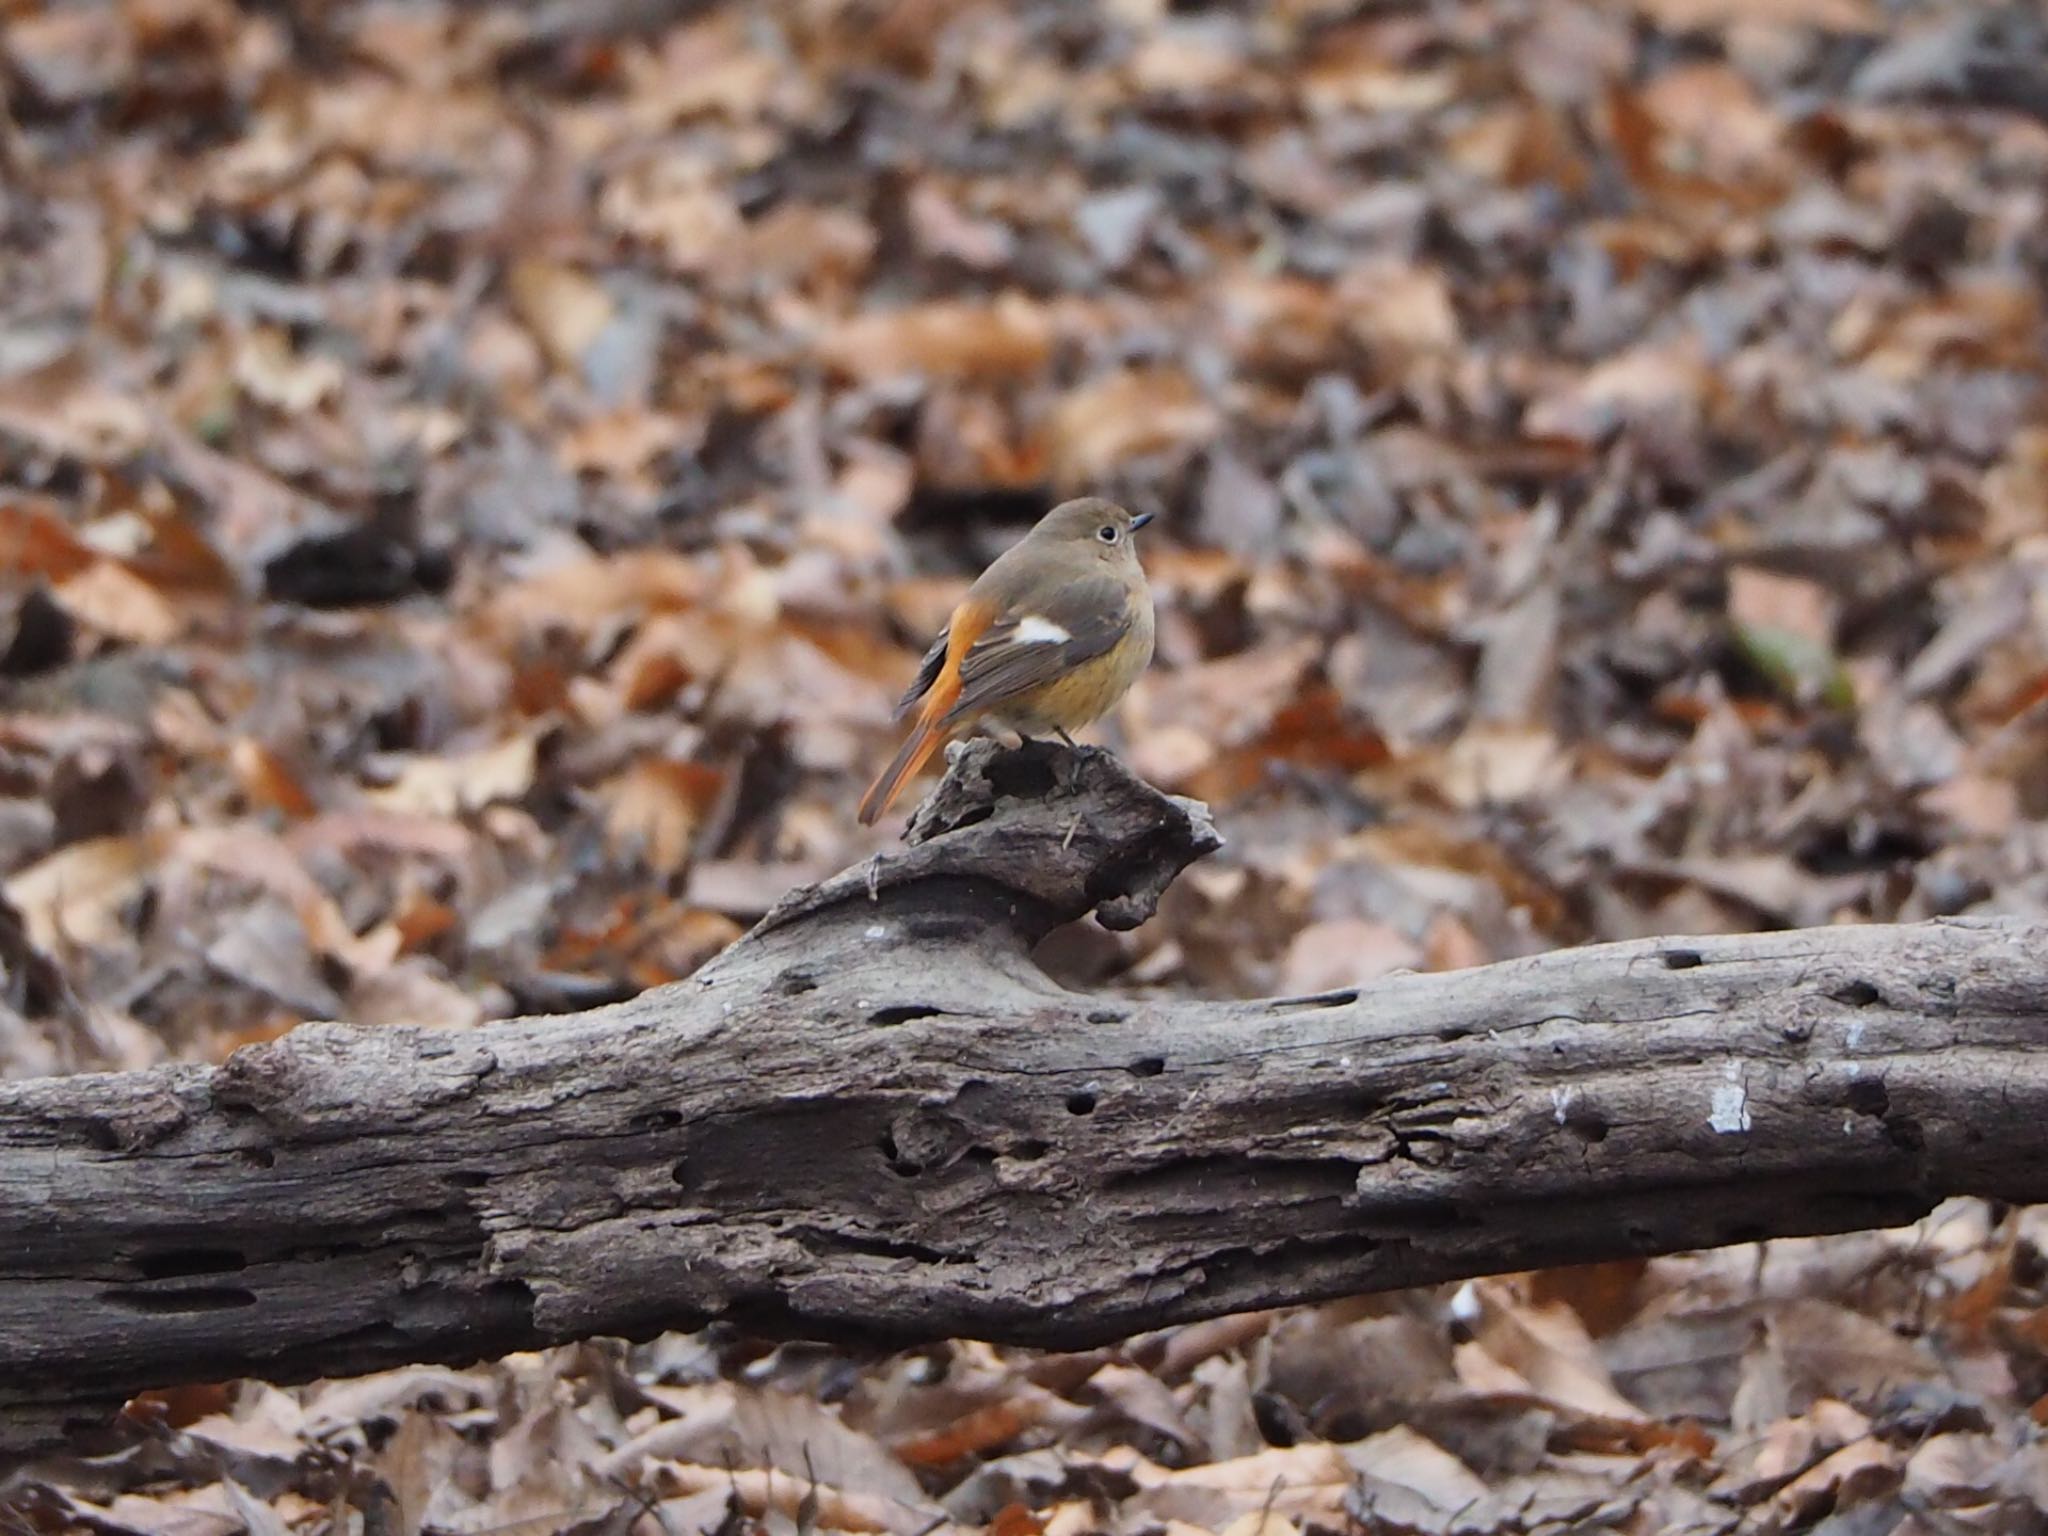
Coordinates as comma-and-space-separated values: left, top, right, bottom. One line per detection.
231, 739, 317, 819
1525, 1259, 1651, 1339
0, 501, 96, 582
209, 1015, 303, 1059
1946, 1241, 2013, 1344
987, 1504, 1046, 1536
115, 500, 241, 598
121, 1382, 236, 1431
392, 891, 460, 954
894, 1399, 1041, 1468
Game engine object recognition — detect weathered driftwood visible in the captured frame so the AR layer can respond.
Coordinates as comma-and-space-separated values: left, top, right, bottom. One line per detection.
5, 739, 2048, 1454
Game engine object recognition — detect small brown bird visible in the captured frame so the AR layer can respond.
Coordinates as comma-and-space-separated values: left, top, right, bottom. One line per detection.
858, 498, 1156, 825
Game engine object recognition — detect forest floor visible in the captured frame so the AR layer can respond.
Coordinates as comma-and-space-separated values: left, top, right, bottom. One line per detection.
4, 0, 2048, 1530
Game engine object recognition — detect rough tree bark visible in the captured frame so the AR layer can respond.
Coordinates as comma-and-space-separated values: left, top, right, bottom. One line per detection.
5, 740, 2048, 1454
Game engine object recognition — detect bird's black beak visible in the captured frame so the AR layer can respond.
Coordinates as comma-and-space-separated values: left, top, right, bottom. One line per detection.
1129, 512, 1155, 532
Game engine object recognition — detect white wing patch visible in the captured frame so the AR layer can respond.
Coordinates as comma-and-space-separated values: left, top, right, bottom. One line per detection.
1011, 615, 1072, 644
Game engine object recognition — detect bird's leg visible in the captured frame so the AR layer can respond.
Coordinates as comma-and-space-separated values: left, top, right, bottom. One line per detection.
1049, 727, 1084, 796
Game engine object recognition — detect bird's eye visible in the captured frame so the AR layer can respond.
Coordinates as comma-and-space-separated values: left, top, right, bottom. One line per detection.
1097, 524, 1118, 543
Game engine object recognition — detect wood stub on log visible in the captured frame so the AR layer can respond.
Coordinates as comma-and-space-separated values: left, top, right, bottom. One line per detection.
4, 739, 2048, 1455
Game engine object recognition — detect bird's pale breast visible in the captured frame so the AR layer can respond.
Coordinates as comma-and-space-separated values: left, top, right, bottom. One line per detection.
996, 597, 1154, 734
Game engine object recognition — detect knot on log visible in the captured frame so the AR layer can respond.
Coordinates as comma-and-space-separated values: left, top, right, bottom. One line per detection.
747, 740, 1223, 947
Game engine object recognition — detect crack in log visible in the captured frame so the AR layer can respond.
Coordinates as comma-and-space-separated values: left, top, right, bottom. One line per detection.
792, 1226, 974, 1266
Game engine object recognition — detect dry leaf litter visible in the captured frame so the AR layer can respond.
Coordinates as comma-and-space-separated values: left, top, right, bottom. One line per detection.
4, 0, 2048, 1530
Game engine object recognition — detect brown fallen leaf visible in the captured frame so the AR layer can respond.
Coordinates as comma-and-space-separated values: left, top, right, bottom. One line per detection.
599, 758, 727, 872
4, 830, 162, 951
1339, 1424, 1488, 1513
0, 500, 98, 582
1337, 262, 1462, 362
1439, 723, 1570, 809
1463, 1280, 1651, 1423
55, 560, 181, 644
233, 326, 345, 414
231, 739, 317, 819
349, 958, 484, 1030
507, 259, 615, 374
645, 1462, 921, 1535
1727, 568, 1836, 651
1217, 1514, 1295, 1536
1711, 1397, 1871, 1502
1631, 0, 1874, 24
1904, 1431, 2012, 1509
488, 549, 708, 643
1279, 918, 1420, 995
1525, 1260, 1651, 1339
1771, 1438, 1900, 1526
368, 735, 539, 818
986, 1503, 1046, 1536
1046, 368, 1221, 486
121, 1381, 237, 1432
1127, 1442, 1355, 1527
893, 1398, 1045, 1469
818, 296, 1054, 384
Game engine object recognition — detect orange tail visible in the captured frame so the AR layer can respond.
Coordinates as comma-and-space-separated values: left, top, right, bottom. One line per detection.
862, 601, 982, 825
858, 713, 951, 825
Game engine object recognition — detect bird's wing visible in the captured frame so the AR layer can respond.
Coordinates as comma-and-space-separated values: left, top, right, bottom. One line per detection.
944, 574, 1134, 724
895, 629, 951, 718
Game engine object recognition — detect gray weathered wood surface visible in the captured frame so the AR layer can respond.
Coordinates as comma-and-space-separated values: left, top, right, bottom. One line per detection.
5, 739, 2047, 1452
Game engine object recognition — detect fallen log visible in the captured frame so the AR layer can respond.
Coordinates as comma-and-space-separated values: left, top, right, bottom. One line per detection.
5, 740, 2046, 1452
